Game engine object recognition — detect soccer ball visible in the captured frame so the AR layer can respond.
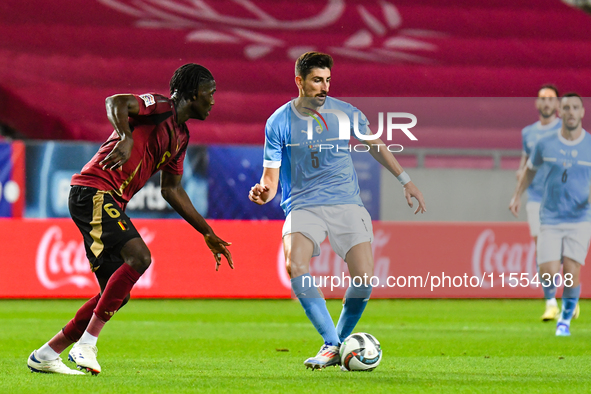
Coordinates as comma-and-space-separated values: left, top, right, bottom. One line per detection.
339, 332, 382, 371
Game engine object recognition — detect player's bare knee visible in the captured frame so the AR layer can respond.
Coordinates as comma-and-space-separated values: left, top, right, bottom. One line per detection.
127, 251, 151, 274
539, 260, 560, 272
287, 258, 309, 278
285, 258, 301, 279
138, 252, 152, 272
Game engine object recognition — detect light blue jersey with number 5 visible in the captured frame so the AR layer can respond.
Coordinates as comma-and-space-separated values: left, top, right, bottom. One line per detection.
529, 130, 591, 224
263, 97, 371, 216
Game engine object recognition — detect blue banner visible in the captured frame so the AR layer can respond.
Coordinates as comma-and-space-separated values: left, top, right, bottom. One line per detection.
207, 146, 284, 220
206, 146, 380, 220
24, 142, 380, 220
0, 142, 25, 218
25, 142, 208, 218
0, 143, 13, 217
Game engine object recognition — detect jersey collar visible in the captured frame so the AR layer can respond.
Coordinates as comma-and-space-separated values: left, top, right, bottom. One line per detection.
558, 128, 586, 146
535, 117, 560, 130
290, 99, 327, 121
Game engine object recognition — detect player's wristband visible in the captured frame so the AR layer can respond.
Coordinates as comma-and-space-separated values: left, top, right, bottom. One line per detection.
397, 171, 411, 186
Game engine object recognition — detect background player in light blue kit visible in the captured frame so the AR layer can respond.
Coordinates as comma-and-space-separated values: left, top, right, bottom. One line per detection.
515, 85, 563, 321
249, 52, 426, 369
510, 93, 591, 336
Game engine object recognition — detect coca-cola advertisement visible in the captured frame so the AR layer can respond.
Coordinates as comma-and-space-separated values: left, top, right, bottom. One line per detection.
2, 219, 590, 298
278, 222, 584, 298
35, 225, 155, 291
0, 218, 285, 298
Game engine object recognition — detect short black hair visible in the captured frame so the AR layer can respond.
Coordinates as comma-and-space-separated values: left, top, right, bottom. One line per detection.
538, 84, 559, 97
562, 92, 583, 105
295, 52, 333, 80
169, 63, 214, 100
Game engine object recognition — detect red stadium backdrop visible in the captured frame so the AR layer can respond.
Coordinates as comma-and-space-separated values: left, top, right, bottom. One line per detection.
1, 0, 591, 144
1, 219, 590, 299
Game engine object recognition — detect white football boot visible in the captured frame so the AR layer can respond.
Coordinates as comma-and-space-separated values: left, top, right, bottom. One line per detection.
304, 343, 340, 370
68, 343, 101, 375
27, 350, 85, 375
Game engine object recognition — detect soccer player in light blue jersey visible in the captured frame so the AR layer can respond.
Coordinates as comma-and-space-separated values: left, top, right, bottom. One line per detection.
249, 52, 426, 369
515, 85, 563, 321
510, 93, 591, 336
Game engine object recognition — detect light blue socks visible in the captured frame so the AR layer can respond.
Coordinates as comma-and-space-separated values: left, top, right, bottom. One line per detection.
559, 284, 581, 326
291, 274, 340, 346
336, 284, 373, 342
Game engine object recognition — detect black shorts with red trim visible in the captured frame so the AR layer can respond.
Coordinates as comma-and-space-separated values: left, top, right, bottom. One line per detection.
69, 186, 140, 278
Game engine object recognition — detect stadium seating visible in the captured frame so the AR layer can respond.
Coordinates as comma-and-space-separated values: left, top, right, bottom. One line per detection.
0, 0, 590, 147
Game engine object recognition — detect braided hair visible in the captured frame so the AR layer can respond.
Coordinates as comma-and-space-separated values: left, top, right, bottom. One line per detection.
169, 63, 214, 101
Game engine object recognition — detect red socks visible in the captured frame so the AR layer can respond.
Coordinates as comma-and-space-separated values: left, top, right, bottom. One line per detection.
59, 264, 141, 347
84, 314, 107, 338
62, 293, 101, 342
93, 263, 141, 322
46, 331, 75, 355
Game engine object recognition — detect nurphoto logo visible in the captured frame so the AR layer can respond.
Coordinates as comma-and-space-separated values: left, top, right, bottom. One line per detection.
301, 108, 418, 153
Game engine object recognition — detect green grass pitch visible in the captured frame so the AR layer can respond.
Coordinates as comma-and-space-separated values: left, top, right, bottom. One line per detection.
1, 299, 591, 393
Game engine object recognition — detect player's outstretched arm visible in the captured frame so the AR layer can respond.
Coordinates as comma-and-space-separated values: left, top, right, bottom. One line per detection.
509, 167, 536, 218
249, 167, 279, 205
516, 153, 528, 180
100, 94, 140, 171
161, 171, 233, 271
363, 137, 427, 214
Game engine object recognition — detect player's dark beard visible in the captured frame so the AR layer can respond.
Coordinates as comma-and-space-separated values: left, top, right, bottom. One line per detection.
538, 108, 554, 118
313, 93, 327, 107
564, 119, 580, 131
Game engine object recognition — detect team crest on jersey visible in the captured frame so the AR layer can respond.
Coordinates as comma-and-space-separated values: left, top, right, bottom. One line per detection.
118, 219, 129, 231
139, 94, 155, 107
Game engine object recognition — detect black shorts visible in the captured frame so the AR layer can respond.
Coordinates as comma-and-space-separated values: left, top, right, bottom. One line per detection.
69, 186, 140, 279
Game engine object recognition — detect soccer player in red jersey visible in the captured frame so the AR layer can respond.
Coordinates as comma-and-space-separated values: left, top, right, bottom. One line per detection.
27, 64, 233, 376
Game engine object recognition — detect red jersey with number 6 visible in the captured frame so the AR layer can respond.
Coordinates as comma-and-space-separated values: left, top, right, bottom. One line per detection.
71, 93, 189, 210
